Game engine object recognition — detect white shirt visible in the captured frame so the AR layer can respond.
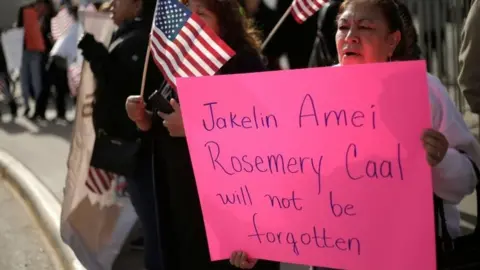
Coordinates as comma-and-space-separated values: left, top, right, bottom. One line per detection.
428, 73, 480, 237
333, 64, 479, 236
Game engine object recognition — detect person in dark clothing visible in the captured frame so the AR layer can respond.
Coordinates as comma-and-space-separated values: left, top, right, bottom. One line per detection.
126, 0, 280, 269
251, 0, 318, 70
79, 0, 165, 269
33, 56, 70, 122
33, 4, 79, 122
78, 0, 160, 141
18, 0, 54, 117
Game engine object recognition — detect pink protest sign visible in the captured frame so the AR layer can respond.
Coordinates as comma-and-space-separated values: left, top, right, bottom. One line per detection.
176, 61, 435, 270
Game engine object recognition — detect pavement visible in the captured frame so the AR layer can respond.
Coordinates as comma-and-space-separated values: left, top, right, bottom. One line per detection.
0, 178, 56, 270
0, 106, 144, 270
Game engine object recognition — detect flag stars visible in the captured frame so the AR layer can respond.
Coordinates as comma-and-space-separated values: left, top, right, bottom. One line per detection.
155, 0, 191, 40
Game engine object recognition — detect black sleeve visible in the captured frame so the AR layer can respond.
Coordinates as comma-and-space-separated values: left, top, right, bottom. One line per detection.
80, 36, 110, 79
0, 43, 7, 73
89, 30, 165, 140
220, 47, 267, 75
42, 15, 54, 51
17, 7, 24, 28
89, 33, 155, 99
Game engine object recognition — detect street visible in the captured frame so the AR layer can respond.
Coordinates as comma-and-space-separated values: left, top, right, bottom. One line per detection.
0, 178, 56, 270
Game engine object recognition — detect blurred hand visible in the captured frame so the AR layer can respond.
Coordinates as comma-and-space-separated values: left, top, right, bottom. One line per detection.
126, 95, 151, 131
230, 251, 258, 269
78, 33, 104, 61
78, 33, 96, 50
421, 129, 449, 167
157, 99, 185, 137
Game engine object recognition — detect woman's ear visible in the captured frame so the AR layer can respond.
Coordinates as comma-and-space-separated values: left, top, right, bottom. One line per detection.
134, 0, 143, 16
388, 30, 402, 55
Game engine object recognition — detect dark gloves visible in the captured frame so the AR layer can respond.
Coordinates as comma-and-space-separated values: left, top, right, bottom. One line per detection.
78, 33, 108, 62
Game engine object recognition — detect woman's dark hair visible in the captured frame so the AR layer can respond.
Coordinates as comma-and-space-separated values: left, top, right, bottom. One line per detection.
180, 0, 263, 52
36, 0, 56, 16
140, 0, 157, 25
338, 0, 410, 61
66, 4, 79, 20
393, 0, 422, 60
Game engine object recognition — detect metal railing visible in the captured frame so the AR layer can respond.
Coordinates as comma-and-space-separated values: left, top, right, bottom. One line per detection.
403, 0, 473, 113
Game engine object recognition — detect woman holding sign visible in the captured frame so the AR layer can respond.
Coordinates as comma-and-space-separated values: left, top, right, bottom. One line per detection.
232, 0, 480, 269
125, 0, 279, 269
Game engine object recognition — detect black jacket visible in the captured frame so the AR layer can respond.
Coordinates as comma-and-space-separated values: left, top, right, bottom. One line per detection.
254, 0, 318, 69
148, 47, 280, 270
79, 19, 164, 141
0, 39, 8, 74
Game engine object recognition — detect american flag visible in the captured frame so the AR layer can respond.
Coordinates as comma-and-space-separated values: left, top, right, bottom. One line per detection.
51, 8, 75, 41
150, 0, 235, 87
291, 0, 329, 24
85, 167, 117, 195
68, 63, 82, 96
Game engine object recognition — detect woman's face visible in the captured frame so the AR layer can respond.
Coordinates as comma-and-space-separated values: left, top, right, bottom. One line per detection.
335, 2, 401, 65
112, 0, 140, 25
187, 0, 220, 35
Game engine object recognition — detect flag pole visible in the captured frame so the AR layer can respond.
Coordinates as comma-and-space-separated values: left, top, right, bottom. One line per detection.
261, 5, 293, 51
139, 46, 152, 97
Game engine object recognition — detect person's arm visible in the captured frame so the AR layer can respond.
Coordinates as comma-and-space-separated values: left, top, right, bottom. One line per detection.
78, 33, 110, 78
458, 0, 480, 113
219, 47, 266, 75
81, 30, 159, 101
429, 75, 479, 204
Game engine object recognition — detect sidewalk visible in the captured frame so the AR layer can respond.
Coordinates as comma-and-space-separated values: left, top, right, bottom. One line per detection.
0, 111, 144, 270
0, 178, 56, 270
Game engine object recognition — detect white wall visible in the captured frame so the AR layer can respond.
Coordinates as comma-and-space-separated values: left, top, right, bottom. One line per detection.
0, 0, 35, 29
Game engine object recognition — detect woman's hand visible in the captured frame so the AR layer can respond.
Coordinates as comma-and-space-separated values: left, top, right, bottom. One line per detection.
422, 129, 449, 167
230, 251, 258, 269
78, 33, 107, 61
78, 33, 97, 59
125, 95, 151, 131
157, 99, 185, 137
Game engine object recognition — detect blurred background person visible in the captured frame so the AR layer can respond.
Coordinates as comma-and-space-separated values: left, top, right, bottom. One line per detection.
459, 0, 480, 116
244, 0, 318, 70
32, 2, 79, 123
78, 0, 164, 268
17, 0, 55, 117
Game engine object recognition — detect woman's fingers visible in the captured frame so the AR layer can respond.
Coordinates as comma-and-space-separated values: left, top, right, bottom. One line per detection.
421, 129, 449, 166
